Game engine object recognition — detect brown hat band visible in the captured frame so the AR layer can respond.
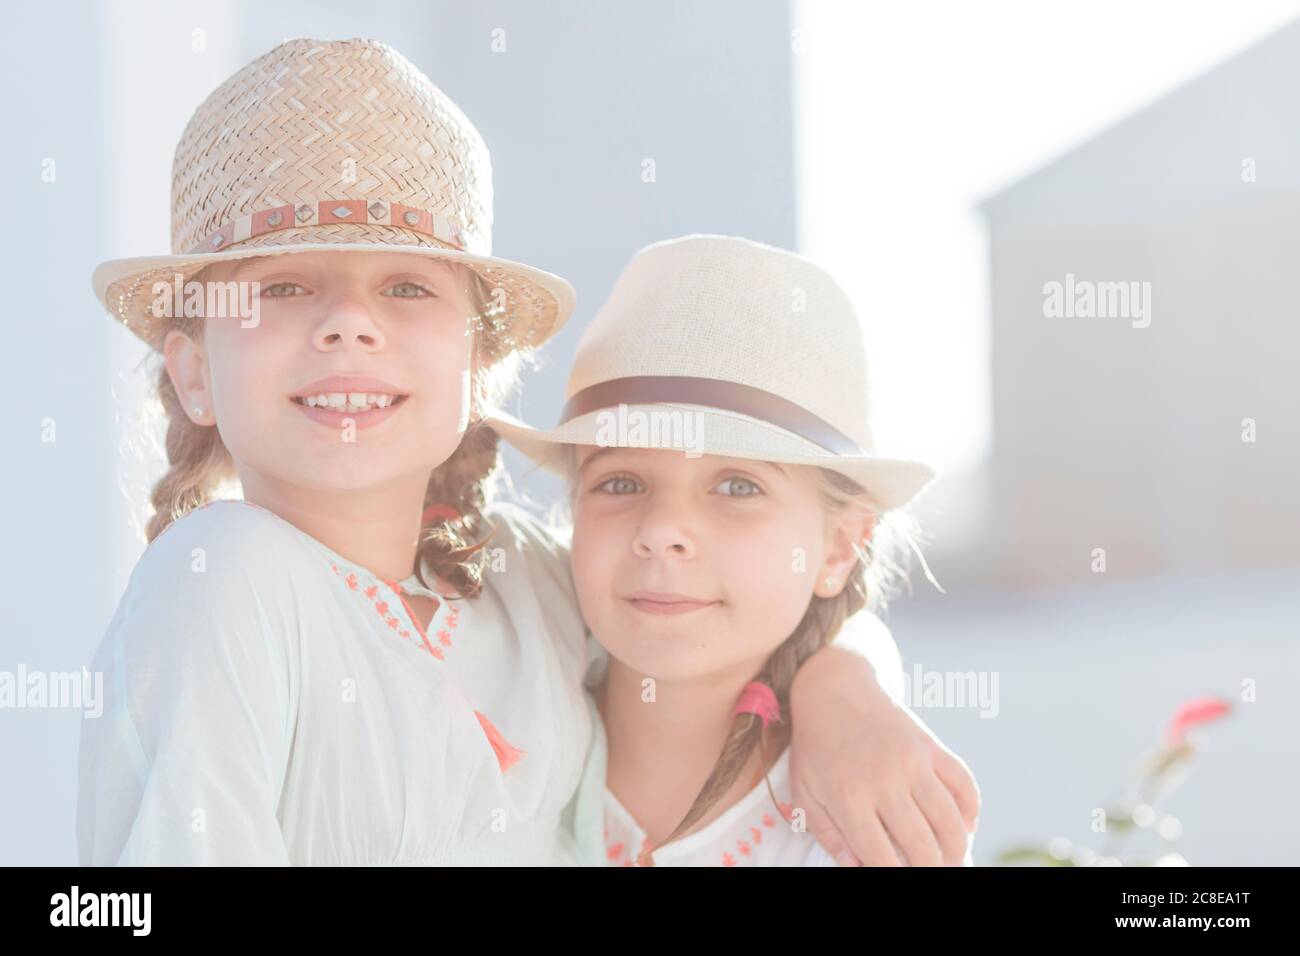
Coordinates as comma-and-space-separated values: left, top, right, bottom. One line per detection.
560, 375, 866, 456
186, 198, 469, 255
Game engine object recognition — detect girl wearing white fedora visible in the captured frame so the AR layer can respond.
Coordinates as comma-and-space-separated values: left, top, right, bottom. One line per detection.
79, 38, 974, 867
488, 234, 975, 865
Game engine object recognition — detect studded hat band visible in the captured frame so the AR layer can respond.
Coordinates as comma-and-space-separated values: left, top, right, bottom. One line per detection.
187, 198, 472, 255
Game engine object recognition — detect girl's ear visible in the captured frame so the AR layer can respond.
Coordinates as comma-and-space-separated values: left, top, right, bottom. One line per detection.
162, 329, 214, 427
816, 505, 877, 598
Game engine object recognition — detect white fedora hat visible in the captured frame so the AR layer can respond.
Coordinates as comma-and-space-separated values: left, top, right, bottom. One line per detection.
486, 234, 938, 511
92, 38, 574, 352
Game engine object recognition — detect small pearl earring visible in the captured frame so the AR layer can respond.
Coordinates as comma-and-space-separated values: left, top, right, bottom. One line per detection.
824, 577, 835, 590
193, 408, 204, 417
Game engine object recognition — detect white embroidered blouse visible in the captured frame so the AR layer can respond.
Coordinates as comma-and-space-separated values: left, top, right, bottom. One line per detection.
77, 498, 593, 866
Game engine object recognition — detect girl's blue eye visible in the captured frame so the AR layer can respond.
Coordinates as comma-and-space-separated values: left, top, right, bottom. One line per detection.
385, 281, 434, 298
593, 474, 642, 495
262, 281, 306, 298
715, 475, 763, 497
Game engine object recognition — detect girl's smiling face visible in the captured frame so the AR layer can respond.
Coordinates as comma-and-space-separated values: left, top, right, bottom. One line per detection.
163, 250, 481, 493
571, 445, 870, 683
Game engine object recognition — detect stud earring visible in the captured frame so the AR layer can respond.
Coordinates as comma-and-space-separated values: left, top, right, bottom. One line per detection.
193, 408, 204, 417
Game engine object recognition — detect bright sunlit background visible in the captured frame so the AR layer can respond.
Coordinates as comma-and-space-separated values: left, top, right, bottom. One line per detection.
791, 1, 1300, 866
793, 0, 1300, 557
4, 0, 1297, 866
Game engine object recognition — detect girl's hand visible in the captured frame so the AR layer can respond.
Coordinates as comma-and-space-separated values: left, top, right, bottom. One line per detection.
788, 614, 980, 866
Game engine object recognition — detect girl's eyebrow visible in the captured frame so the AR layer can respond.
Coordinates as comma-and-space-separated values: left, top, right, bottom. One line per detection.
714, 457, 789, 482
229, 257, 271, 280
577, 447, 789, 483
578, 447, 618, 473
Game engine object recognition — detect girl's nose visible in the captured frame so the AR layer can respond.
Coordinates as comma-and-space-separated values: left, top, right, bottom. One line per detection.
312, 299, 386, 352
632, 512, 697, 560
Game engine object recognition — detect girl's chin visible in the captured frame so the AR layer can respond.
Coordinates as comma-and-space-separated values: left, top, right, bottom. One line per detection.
265, 453, 430, 494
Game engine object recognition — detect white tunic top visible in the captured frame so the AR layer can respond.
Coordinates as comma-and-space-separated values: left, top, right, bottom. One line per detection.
602, 746, 839, 866
597, 739, 974, 867
77, 498, 593, 866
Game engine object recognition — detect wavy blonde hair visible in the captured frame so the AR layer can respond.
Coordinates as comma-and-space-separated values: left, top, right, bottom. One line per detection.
562, 448, 932, 856
145, 256, 528, 600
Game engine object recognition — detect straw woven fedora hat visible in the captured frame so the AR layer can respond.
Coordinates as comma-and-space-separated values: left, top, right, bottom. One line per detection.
92, 37, 574, 351
486, 235, 937, 511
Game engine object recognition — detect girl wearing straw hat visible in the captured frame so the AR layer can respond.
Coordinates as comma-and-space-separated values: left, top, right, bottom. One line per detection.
79, 39, 975, 866
488, 235, 975, 865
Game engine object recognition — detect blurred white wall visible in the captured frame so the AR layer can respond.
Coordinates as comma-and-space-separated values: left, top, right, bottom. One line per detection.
794, 3, 1300, 866
981, 21, 1300, 587
1, 0, 797, 865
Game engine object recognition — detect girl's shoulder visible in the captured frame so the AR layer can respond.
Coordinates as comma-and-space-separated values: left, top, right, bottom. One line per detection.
129, 499, 308, 602
479, 499, 575, 598
98, 500, 305, 701
835, 608, 906, 705
481, 499, 572, 559
477, 499, 584, 661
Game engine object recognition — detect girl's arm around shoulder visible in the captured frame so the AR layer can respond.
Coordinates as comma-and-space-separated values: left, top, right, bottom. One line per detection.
77, 501, 301, 865
788, 608, 980, 867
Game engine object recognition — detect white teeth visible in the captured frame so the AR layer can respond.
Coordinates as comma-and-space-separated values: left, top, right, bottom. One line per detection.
297, 391, 402, 412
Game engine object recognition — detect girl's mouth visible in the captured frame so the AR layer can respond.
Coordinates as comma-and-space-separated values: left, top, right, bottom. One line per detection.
624, 592, 722, 616
290, 392, 410, 429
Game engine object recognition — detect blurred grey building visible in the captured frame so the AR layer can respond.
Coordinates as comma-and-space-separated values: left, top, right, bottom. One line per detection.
978, 21, 1300, 588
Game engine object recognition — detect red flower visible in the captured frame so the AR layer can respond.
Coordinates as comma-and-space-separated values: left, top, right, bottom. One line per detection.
1166, 697, 1232, 744
375, 601, 389, 616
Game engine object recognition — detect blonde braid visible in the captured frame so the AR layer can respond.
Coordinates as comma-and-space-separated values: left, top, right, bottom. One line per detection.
652, 551, 866, 850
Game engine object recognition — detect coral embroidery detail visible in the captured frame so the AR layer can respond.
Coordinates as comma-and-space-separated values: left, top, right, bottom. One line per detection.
635, 836, 656, 867
605, 788, 798, 867
474, 710, 526, 772
386, 579, 439, 656
327, 563, 462, 662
